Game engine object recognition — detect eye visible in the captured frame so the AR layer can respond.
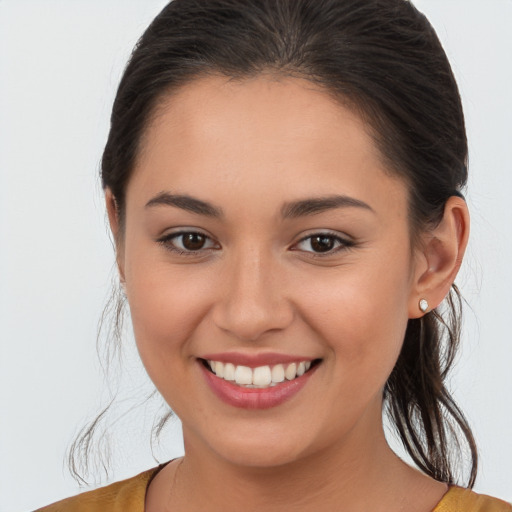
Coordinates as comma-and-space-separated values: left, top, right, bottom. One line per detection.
157, 231, 219, 255
293, 232, 354, 256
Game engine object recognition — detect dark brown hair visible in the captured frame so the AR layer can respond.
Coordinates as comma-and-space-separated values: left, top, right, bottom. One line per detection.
71, 0, 477, 487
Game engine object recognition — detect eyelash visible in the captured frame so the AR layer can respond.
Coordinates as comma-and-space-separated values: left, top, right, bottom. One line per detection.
293, 232, 355, 257
157, 231, 355, 258
157, 231, 219, 256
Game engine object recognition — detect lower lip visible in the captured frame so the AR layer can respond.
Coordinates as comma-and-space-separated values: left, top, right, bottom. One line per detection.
200, 362, 317, 410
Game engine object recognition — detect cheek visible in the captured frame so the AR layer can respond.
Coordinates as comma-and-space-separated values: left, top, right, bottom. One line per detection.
295, 253, 411, 382
124, 252, 217, 386
129, 271, 209, 334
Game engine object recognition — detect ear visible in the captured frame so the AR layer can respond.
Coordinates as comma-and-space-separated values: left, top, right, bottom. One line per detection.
105, 188, 126, 284
408, 196, 469, 318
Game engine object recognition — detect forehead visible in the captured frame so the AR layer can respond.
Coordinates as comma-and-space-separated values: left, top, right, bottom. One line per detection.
141, 74, 378, 165
129, 74, 408, 220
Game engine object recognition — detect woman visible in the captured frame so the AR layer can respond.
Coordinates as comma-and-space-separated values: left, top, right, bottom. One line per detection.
33, 0, 511, 510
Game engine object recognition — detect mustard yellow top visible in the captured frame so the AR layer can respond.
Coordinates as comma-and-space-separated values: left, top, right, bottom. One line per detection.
34, 465, 512, 512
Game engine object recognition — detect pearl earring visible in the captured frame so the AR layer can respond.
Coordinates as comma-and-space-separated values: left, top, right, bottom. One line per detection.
419, 299, 429, 313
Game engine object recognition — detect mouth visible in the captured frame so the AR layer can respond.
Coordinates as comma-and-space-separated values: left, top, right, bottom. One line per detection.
200, 358, 321, 389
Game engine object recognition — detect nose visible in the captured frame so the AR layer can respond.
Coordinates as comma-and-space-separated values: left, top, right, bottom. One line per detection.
211, 246, 294, 342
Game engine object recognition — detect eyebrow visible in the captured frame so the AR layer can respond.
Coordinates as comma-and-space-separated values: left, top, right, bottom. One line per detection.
281, 195, 374, 218
145, 191, 373, 219
145, 192, 223, 218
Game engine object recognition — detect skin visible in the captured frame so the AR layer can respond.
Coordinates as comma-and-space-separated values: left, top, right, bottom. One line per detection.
107, 75, 469, 512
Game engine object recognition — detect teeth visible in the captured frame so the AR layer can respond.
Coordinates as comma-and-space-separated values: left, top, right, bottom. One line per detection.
285, 363, 297, 380
215, 362, 225, 379
224, 362, 235, 381
253, 366, 272, 386
234, 365, 253, 385
271, 364, 285, 383
207, 359, 314, 388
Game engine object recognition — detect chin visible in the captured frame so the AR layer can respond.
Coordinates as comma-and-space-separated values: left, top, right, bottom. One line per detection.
186, 420, 326, 470
214, 441, 307, 469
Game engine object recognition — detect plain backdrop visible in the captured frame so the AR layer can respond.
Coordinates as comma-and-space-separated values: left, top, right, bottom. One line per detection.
1, 1, 511, 511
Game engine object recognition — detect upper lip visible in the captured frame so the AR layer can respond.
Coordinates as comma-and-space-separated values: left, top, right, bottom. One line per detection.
200, 352, 318, 368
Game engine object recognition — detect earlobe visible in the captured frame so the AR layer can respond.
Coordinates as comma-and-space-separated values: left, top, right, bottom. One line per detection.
409, 196, 470, 318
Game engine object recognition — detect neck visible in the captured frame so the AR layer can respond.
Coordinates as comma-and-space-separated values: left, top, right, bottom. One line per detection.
150, 414, 441, 512
181, 432, 394, 510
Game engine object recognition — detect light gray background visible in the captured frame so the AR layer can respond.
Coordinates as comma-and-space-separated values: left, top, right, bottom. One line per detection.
1, 1, 511, 511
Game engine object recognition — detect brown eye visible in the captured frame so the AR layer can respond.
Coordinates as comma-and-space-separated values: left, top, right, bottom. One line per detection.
310, 235, 336, 253
182, 233, 207, 250
293, 232, 354, 256
158, 231, 218, 255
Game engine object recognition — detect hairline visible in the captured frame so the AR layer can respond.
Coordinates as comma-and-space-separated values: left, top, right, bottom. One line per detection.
113, 69, 422, 252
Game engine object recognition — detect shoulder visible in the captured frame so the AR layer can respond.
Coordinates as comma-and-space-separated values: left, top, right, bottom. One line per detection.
33, 466, 162, 512
433, 486, 512, 512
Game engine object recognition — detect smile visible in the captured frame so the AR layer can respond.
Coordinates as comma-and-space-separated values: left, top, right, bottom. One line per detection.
206, 360, 313, 388
199, 357, 320, 409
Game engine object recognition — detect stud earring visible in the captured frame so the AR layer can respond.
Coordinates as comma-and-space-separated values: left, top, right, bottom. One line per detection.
419, 299, 429, 313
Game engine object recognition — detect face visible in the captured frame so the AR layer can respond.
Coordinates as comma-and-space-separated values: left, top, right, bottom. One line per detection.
117, 75, 422, 468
